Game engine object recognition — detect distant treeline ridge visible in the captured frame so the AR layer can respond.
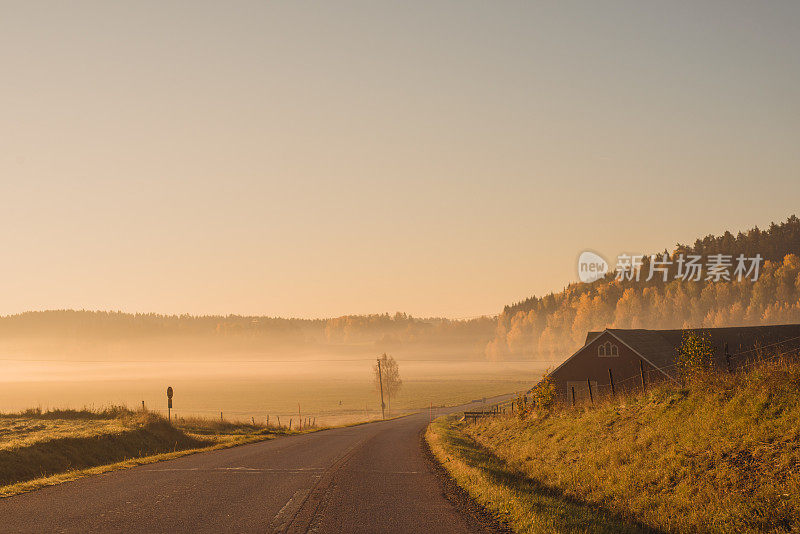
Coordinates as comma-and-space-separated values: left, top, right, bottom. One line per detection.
2, 216, 799, 362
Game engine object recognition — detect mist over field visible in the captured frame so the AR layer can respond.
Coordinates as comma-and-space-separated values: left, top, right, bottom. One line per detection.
0, 313, 541, 424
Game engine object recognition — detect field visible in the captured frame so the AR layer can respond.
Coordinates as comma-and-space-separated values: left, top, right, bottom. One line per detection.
427, 356, 800, 534
0, 357, 543, 426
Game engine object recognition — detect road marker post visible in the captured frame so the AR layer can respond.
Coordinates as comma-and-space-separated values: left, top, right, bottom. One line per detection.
166, 386, 173, 422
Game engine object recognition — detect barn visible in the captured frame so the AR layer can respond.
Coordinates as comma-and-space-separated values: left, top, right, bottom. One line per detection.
548, 324, 800, 403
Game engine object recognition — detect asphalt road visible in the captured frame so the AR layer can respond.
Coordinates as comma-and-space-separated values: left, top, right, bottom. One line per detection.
0, 399, 506, 533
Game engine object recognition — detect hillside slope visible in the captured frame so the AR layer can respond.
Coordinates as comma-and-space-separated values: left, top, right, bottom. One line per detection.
427, 358, 800, 533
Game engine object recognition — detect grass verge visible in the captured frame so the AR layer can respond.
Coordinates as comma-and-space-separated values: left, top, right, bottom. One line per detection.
426, 416, 656, 534
0, 407, 306, 497
428, 357, 800, 533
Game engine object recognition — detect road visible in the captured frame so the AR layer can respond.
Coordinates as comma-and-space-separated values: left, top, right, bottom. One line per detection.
0, 400, 505, 533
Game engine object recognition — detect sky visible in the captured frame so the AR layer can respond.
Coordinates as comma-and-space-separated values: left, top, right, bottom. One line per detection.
1, 1, 799, 319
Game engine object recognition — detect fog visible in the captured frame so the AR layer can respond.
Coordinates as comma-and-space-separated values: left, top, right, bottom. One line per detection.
0, 336, 546, 425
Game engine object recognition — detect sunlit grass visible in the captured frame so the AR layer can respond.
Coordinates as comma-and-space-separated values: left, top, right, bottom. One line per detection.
426, 416, 653, 533
429, 356, 800, 533
0, 406, 296, 497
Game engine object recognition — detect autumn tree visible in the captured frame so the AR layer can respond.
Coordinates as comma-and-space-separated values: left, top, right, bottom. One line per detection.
373, 353, 402, 413
676, 330, 715, 379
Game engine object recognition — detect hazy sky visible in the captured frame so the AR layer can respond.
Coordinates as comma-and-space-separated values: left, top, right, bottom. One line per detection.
2, 2, 799, 318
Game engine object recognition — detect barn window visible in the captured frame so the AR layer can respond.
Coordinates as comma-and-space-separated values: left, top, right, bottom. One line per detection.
598, 341, 619, 357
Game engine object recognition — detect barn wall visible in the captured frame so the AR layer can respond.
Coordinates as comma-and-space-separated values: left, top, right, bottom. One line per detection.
550, 332, 660, 403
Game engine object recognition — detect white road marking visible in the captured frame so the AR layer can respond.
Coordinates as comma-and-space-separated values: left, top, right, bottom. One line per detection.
145, 467, 325, 473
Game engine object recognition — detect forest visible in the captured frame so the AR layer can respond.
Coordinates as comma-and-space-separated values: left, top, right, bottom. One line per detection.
487, 215, 800, 360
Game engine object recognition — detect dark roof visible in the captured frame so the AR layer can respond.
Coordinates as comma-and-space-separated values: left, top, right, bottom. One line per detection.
605, 324, 800, 378
585, 331, 603, 344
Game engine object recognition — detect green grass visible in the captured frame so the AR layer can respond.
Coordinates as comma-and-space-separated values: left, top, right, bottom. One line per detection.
0, 406, 301, 497
428, 357, 800, 534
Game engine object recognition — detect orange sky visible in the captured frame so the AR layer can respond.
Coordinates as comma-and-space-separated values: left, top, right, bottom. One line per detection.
1, 2, 799, 318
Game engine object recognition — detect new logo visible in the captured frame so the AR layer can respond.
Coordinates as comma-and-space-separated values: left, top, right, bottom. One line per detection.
577, 251, 609, 283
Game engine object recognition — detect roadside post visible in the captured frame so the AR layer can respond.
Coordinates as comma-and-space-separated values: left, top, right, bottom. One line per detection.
166, 386, 173, 422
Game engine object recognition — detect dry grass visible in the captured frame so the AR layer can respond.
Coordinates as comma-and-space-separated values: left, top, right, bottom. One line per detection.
0, 406, 303, 497
426, 416, 655, 533
428, 357, 800, 533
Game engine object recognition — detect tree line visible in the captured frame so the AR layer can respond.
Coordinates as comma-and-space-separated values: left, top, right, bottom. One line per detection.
0, 309, 494, 351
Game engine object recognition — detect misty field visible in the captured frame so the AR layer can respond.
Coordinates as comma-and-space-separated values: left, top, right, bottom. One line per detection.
0, 358, 543, 426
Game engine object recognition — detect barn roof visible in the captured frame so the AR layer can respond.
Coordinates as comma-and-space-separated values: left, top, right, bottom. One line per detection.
603, 324, 800, 378
585, 331, 603, 344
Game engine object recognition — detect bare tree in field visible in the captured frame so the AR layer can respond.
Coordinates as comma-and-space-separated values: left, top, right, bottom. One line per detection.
373, 353, 402, 413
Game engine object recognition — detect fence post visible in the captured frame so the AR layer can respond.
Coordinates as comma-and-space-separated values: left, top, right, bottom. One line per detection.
724, 342, 732, 372
640, 361, 646, 392
609, 368, 615, 397
587, 378, 594, 405
571, 386, 576, 407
